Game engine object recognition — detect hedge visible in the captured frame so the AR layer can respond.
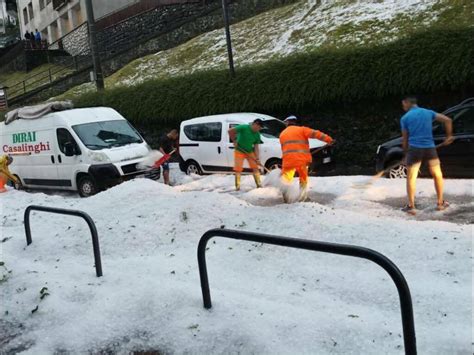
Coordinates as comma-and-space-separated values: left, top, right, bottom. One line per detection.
74, 26, 474, 170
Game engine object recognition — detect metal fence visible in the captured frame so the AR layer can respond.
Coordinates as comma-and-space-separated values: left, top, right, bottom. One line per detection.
24, 205, 103, 277
5, 55, 92, 99
197, 228, 417, 355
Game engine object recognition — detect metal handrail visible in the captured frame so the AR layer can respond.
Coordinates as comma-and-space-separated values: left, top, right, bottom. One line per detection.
197, 229, 417, 355
6, 55, 92, 98
24, 205, 103, 277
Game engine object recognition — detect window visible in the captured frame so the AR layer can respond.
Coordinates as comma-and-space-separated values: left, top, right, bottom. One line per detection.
184, 123, 222, 142
28, 2, 34, 19
228, 119, 283, 142
23, 8, 28, 24
52, 0, 68, 10
39, 0, 45, 10
57, 128, 81, 155
260, 119, 285, 139
452, 107, 474, 134
229, 123, 238, 143
72, 120, 143, 150
434, 107, 474, 135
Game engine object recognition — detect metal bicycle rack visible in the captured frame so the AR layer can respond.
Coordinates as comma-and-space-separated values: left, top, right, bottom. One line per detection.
24, 205, 103, 277
197, 228, 417, 355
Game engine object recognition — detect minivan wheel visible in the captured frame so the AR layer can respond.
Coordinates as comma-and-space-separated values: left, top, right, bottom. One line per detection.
78, 175, 98, 197
265, 159, 282, 173
185, 161, 202, 175
387, 163, 407, 179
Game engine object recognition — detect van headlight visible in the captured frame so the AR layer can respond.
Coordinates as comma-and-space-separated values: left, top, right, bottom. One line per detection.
376, 145, 381, 154
88, 151, 111, 163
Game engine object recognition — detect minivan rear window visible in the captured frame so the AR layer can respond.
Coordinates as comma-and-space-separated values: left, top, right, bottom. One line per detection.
260, 119, 285, 139
184, 122, 222, 142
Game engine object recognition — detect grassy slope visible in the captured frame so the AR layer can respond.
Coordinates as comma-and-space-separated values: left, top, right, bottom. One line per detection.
58, 0, 473, 100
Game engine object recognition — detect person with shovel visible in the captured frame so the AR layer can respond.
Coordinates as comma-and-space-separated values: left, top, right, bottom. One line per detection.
228, 119, 264, 191
159, 129, 179, 185
279, 115, 334, 202
400, 96, 453, 214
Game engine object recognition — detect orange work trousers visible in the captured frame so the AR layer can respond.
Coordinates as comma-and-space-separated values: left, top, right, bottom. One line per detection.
234, 151, 259, 173
281, 165, 309, 186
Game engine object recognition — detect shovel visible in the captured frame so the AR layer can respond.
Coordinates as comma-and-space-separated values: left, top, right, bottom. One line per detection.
352, 142, 450, 189
351, 161, 401, 189
152, 149, 176, 169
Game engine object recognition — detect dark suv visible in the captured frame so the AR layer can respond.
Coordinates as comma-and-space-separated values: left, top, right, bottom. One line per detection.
376, 98, 474, 178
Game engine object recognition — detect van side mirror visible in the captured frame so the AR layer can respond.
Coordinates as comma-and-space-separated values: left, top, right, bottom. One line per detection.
64, 142, 76, 156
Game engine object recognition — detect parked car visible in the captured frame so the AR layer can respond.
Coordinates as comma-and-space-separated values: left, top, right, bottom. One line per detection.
376, 98, 474, 178
0, 107, 160, 197
179, 113, 333, 175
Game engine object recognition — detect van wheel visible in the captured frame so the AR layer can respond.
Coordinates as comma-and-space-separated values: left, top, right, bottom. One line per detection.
185, 161, 202, 175
78, 175, 98, 197
13, 175, 23, 190
265, 159, 282, 173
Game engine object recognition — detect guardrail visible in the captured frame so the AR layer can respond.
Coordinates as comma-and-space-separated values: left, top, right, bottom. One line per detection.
197, 229, 417, 355
5, 55, 92, 99
24, 205, 103, 277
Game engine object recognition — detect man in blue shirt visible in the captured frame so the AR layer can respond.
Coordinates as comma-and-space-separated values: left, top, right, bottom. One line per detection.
400, 96, 453, 214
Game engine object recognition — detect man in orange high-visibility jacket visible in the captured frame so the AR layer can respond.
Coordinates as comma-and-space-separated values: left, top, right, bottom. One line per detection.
279, 115, 334, 202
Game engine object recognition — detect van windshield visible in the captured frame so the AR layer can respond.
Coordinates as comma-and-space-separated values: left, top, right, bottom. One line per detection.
261, 119, 285, 139
72, 120, 143, 150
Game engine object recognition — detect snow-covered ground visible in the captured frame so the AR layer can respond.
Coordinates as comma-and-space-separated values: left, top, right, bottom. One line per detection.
1, 169, 472, 354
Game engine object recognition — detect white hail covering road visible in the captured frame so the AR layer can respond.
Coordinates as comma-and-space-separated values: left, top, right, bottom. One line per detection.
1, 170, 472, 354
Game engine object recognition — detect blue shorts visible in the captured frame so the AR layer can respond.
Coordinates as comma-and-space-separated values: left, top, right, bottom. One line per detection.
162, 162, 170, 171
406, 147, 440, 167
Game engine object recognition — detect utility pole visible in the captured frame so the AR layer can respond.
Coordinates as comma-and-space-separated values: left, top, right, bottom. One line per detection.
221, 0, 235, 77
84, 0, 104, 90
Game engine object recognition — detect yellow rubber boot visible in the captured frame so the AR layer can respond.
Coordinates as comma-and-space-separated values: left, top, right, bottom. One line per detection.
299, 182, 308, 202
253, 173, 262, 188
235, 174, 241, 191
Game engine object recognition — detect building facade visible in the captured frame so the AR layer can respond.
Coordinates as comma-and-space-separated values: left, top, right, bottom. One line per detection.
16, 0, 138, 44
1, 0, 18, 33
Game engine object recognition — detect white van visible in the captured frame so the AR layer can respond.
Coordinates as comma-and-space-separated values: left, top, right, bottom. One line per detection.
0, 106, 160, 197
179, 113, 333, 175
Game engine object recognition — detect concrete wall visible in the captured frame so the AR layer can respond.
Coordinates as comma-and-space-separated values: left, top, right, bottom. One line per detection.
93, 0, 140, 19
96, 2, 219, 57
49, 21, 89, 56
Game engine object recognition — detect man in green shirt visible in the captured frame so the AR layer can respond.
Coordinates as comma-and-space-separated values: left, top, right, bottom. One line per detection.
228, 119, 264, 190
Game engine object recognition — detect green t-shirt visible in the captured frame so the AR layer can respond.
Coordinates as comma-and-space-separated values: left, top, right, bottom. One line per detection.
235, 124, 262, 153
